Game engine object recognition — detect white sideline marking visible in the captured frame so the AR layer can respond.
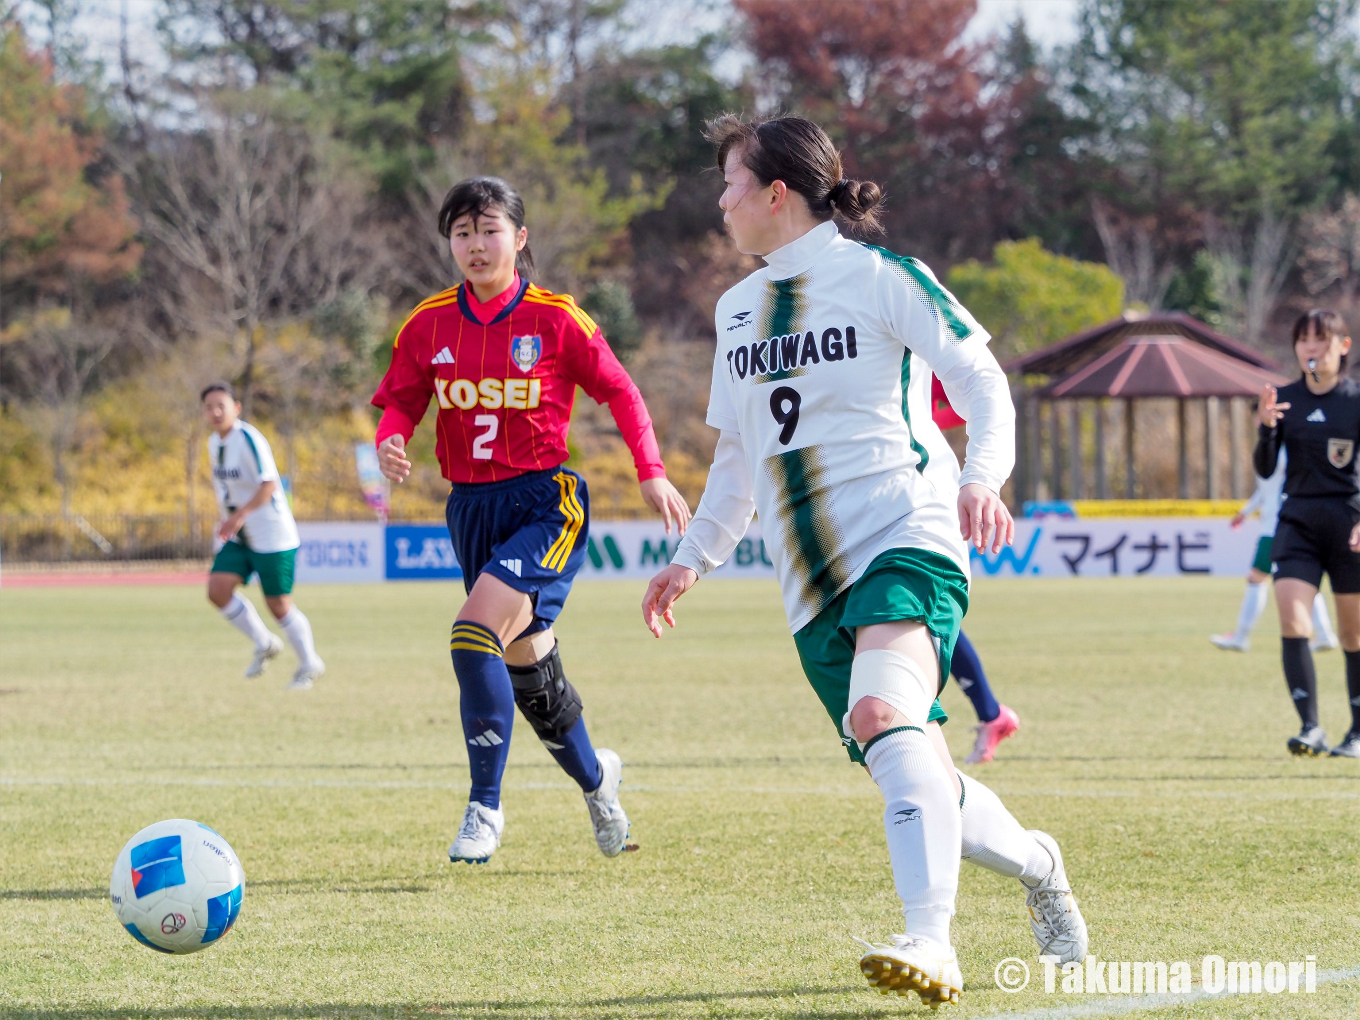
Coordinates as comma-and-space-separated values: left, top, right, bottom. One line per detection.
974, 966, 1360, 1020
6, 775, 1360, 801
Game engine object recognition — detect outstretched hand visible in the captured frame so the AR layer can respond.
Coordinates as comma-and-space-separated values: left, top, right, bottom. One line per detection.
378, 435, 411, 484
641, 563, 698, 637
958, 482, 1013, 554
1257, 385, 1290, 428
640, 477, 692, 535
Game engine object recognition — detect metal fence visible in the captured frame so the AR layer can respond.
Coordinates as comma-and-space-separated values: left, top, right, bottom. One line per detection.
0, 514, 223, 564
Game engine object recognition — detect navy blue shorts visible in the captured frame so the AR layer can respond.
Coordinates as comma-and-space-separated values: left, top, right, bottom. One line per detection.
445, 466, 589, 635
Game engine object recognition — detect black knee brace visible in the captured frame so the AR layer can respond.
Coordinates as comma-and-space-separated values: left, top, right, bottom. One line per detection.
506, 642, 582, 742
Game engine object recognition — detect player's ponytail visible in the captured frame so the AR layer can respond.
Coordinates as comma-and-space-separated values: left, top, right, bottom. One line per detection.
438, 176, 537, 278
704, 114, 885, 234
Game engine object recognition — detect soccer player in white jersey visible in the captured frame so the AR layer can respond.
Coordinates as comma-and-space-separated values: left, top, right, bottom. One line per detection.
201, 382, 324, 690
1210, 448, 1338, 652
641, 115, 1088, 1007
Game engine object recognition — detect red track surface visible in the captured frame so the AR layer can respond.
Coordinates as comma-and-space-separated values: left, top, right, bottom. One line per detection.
2, 571, 207, 588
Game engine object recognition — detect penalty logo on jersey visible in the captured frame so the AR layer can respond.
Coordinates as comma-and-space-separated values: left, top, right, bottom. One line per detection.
511, 335, 542, 373
1329, 438, 1354, 468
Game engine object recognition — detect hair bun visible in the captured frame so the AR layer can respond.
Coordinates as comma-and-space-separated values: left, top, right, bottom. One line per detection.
833, 178, 884, 225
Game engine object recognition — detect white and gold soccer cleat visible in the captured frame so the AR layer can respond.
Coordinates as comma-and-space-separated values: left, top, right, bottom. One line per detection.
449, 802, 504, 864
287, 657, 325, 691
583, 748, 630, 857
1024, 830, 1089, 963
855, 934, 962, 1008
245, 635, 284, 678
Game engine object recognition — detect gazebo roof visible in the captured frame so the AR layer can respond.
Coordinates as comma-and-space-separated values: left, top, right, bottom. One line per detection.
1039, 335, 1288, 400
1005, 311, 1282, 376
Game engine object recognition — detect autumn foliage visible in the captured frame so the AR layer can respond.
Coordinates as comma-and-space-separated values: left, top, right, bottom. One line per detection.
0, 25, 140, 303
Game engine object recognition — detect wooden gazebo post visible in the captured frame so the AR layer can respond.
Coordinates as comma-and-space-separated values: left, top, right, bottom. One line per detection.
1205, 396, 1219, 499
1177, 398, 1189, 499
1069, 403, 1082, 498
1125, 399, 1136, 498
1049, 400, 1062, 499
1229, 398, 1244, 498
1094, 399, 1107, 499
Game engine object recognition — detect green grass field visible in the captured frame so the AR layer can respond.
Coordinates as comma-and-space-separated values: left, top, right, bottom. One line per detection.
3, 576, 1360, 1019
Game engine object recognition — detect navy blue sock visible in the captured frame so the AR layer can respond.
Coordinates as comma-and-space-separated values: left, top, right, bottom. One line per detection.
544, 716, 603, 792
507, 645, 602, 792
952, 631, 1000, 723
450, 621, 515, 810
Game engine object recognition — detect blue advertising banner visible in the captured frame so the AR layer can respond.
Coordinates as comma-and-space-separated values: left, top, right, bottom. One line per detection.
384, 524, 462, 581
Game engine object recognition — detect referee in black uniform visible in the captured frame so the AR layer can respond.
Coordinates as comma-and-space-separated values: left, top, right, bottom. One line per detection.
1256, 309, 1360, 757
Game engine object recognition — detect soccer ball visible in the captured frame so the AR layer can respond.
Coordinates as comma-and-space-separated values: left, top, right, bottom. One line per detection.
109, 819, 245, 954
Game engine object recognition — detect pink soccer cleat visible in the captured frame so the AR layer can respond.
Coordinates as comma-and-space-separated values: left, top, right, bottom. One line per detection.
966, 704, 1020, 764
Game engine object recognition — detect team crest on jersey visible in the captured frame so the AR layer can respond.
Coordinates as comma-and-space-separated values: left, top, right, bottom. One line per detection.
1329, 438, 1354, 468
511, 335, 542, 373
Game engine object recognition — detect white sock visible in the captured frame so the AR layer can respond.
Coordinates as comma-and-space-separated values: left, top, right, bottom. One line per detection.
278, 607, 318, 666
1233, 582, 1269, 641
863, 728, 959, 947
221, 593, 273, 649
958, 773, 1052, 885
1313, 593, 1338, 644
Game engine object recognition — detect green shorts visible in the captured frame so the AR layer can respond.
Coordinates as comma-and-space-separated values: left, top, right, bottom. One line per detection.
1253, 535, 1274, 575
791, 547, 969, 764
211, 542, 297, 597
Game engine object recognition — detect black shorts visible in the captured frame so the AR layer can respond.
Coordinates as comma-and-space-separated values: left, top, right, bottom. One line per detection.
1272, 498, 1360, 593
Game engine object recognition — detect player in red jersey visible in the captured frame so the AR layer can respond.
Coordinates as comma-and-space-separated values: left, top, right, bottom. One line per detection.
930, 377, 1021, 763
373, 176, 691, 863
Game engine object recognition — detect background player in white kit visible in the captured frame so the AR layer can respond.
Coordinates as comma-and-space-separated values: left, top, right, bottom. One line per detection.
201, 382, 324, 690
1210, 448, 1338, 652
642, 115, 1087, 1007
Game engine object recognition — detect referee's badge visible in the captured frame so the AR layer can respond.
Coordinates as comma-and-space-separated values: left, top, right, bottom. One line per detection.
511, 335, 542, 373
1328, 438, 1355, 468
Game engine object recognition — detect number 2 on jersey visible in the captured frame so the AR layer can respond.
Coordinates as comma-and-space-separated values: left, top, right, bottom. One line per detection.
472, 414, 498, 460
770, 386, 801, 445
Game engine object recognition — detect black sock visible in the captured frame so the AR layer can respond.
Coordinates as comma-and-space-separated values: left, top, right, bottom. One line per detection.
1345, 651, 1360, 736
1282, 637, 1319, 729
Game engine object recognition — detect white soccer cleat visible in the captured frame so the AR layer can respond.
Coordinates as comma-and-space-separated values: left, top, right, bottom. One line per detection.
245, 635, 285, 678
1024, 830, 1088, 964
855, 934, 962, 1008
287, 657, 325, 691
1209, 633, 1249, 652
584, 748, 630, 857
449, 802, 504, 864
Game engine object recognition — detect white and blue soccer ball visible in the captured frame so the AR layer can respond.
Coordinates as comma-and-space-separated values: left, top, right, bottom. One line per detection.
109, 819, 245, 954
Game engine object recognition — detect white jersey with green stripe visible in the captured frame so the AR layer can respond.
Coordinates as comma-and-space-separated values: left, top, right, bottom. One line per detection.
670, 221, 1015, 633
207, 420, 299, 554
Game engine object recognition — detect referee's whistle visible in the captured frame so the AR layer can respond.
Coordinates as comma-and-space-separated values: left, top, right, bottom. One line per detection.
1309, 358, 1320, 382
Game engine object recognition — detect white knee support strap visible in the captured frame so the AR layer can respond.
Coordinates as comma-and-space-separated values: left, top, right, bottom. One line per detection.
843, 648, 937, 741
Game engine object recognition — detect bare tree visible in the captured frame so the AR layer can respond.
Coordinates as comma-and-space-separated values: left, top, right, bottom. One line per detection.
128, 330, 238, 525
1, 310, 122, 518
1091, 198, 1176, 310
134, 99, 380, 417
1299, 193, 1360, 300
1204, 204, 1296, 344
